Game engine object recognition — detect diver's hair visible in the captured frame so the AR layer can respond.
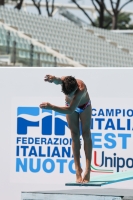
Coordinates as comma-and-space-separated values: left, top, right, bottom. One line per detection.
61, 76, 78, 95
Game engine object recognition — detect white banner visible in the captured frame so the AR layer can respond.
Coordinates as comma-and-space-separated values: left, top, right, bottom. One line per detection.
0, 67, 133, 200
10, 97, 133, 184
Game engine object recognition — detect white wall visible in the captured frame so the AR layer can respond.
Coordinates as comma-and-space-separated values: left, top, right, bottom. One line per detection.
0, 67, 133, 200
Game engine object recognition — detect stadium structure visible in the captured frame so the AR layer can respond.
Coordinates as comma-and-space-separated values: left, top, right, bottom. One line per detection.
0, 6, 133, 67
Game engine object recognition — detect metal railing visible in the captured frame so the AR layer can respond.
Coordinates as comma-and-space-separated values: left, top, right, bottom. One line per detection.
0, 30, 59, 67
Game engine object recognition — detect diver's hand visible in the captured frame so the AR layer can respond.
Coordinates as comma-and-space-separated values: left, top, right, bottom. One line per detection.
44, 75, 55, 83
39, 102, 53, 109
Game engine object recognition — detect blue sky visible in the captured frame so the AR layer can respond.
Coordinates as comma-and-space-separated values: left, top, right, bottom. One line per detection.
8, 0, 133, 24
48, 0, 133, 12
57, 0, 133, 23
25, 0, 133, 24
57, 0, 133, 10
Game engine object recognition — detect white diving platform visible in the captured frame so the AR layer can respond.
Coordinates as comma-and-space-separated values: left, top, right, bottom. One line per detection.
21, 189, 133, 200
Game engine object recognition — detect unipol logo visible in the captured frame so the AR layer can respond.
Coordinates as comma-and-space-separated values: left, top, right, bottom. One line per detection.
17, 107, 68, 135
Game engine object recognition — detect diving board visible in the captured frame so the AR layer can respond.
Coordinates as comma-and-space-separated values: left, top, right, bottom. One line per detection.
65, 170, 133, 186
65, 181, 109, 186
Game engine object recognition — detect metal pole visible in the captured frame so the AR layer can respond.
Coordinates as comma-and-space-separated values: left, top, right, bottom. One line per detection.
37, 53, 40, 67
54, 56, 57, 67
30, 43, 34, 67
6, 31, 10, 54
13, 41, 16, 65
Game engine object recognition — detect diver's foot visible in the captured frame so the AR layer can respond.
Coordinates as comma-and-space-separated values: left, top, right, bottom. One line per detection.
76, 168, 83, 183
82, 169, 90, 183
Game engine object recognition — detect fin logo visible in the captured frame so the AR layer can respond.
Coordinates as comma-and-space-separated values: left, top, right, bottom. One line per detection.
17, 107, 68, 136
